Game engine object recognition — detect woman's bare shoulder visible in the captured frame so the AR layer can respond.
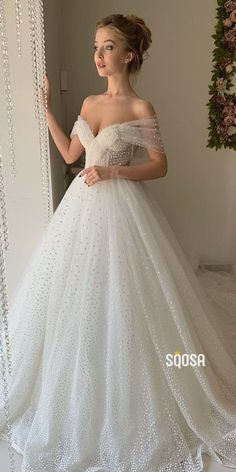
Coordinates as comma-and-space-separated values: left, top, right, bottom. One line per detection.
79, 95, 98, 118
81, 94, 97, 107
132, 97, 157, 118
80, 94, 106, 115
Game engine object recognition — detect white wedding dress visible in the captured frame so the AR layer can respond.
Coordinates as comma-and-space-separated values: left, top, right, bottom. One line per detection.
0, 114, 236, 472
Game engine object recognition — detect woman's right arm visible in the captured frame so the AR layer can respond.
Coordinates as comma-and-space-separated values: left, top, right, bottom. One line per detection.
44, 75, 85, 164
47, 109, 84, 164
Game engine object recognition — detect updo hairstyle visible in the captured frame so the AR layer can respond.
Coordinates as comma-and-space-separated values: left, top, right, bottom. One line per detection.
95, 13, 152, 75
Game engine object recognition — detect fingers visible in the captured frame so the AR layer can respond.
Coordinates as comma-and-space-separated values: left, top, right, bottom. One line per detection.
79, 174, 90, 186
78, 167, 100, 186
85, 178, 95, 186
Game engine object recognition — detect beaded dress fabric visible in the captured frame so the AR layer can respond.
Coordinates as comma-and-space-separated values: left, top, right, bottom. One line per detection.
0, 114, 236, 472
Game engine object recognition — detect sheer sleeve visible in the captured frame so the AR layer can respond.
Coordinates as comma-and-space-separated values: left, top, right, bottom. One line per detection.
119, 115, 166, 154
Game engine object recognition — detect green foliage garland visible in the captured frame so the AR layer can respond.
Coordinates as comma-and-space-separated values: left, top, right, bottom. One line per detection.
207, 0, 236, 150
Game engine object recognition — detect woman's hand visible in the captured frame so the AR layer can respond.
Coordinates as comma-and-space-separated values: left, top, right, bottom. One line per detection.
41, 74, 51, 111
78, 165, 114, 186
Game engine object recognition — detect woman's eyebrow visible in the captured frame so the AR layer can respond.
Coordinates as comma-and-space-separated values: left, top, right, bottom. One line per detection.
94, 39, 116, 44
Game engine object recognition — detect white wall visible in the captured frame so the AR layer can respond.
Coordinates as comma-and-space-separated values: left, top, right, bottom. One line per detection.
62, 0, 236, 266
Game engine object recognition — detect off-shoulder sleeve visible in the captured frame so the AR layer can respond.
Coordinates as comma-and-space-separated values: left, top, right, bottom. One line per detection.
119, 115, 166, 154
69, 115, 91, 148
70, 122, 79, 139
70, 116, 82, 139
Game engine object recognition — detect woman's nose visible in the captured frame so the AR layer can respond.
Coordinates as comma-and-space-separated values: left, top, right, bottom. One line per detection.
96, 48, 104, 57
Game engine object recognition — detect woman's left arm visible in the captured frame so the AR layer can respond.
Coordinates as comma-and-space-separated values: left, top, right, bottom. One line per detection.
110, 150, 167, 181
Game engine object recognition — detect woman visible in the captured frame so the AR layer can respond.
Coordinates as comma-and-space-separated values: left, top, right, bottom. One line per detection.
1, 13, 236, 472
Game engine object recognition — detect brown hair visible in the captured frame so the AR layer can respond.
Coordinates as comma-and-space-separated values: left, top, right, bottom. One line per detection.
95, 14, 152, 75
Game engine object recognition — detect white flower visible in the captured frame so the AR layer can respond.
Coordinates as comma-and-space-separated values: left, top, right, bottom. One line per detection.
226, 64, 233, 73
227, 125, 236, 135
216, 78, 228, 95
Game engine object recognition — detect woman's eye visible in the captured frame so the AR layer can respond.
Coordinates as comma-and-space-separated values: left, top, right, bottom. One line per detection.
93, 45, 113, 51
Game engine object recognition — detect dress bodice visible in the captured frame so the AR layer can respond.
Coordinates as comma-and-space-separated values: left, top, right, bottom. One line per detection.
70, 114, 166, 168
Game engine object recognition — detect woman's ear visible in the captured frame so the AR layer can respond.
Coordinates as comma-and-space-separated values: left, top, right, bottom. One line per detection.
125, 51, 134, 63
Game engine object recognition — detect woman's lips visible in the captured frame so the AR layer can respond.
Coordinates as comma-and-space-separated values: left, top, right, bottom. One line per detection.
98, 64, 106, 68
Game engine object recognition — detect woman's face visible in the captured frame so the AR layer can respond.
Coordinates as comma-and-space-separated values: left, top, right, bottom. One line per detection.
94, 26, 133, 76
